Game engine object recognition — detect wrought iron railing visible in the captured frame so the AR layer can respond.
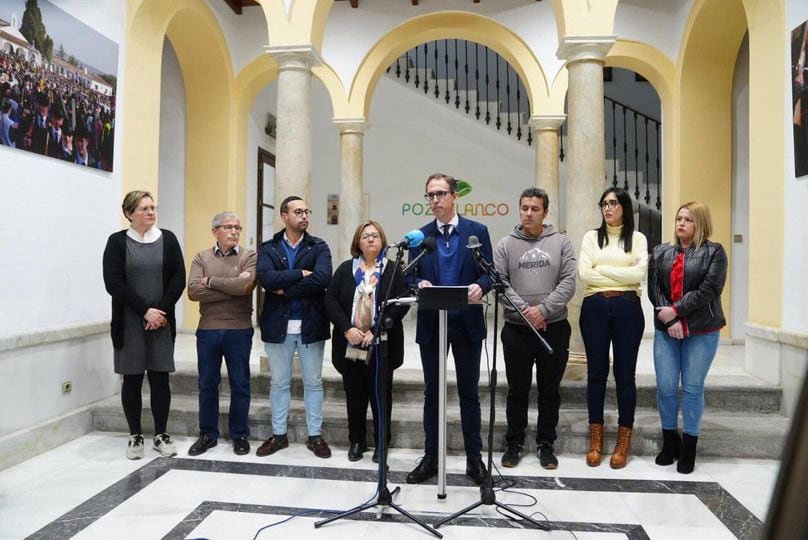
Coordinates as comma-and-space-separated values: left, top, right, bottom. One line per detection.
387, 41, 663, 248
387, 40, 531, 145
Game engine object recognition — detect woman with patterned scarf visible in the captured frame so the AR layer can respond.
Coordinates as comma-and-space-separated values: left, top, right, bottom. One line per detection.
324, 221, 410, 462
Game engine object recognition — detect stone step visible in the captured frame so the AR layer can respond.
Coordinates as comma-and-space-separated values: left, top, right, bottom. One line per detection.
90, 394, 788, 459
161, 364, 782, 416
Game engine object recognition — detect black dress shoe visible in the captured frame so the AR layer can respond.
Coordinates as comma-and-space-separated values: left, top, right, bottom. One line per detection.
406, 455, 438, 484
188, 434, 217, 456
371, 448, 379, 464
465, 457, 489, 485
348, 442, 367, 461
233, 437, 250, 456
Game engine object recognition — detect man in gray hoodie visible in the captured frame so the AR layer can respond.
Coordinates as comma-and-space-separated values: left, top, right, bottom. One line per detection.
494, 187, 576, 470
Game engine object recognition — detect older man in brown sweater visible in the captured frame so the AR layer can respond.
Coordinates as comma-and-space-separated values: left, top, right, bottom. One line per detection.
187, 211, 257, 456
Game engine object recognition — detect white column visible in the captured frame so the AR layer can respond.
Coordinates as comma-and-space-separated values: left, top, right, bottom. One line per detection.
334, 119, 368, 263
557, 37, 615, 366
265, 46, 320, 230
528, 115, 566, 230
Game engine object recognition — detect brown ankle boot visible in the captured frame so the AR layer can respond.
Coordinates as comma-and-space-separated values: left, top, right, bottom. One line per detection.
586, 423, 604, 466
610, 425, 633, 469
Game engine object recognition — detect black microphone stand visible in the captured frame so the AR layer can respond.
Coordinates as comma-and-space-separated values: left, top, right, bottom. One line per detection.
315, 246, 442, 538
434, 247, 550, 530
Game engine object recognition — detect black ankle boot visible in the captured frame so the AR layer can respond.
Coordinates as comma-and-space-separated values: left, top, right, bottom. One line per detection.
677, 433, 698, 474
655, 429, 682, 466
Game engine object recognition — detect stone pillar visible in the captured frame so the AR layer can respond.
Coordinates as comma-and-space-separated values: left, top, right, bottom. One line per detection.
528, 115, 566, 230
265, 46, 320, 230
334, 119, 368, 262
557, 37, 615, 374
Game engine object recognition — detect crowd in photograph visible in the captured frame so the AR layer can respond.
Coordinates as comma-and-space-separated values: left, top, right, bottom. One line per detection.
0, 50, 115, 171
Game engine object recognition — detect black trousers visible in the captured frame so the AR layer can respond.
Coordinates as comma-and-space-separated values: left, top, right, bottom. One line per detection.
420, 319, 483, 459
341, 354, 393, 447
121, 371, 171, 435
580, 293, 645, 428
501, 320, 571, 447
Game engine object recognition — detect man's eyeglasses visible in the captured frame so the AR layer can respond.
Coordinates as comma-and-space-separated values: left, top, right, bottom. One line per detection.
217, 224, 242, 232
360, 232, 380, 240
287, 209, 312, 217
424, 190, 451, 201
599, 200, 620, 210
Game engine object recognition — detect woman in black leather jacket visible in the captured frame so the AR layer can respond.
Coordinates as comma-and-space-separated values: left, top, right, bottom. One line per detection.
648, 202, 727, 474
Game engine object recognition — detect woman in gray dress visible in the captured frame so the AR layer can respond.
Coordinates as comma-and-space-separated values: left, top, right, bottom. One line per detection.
103, 191, 185, 459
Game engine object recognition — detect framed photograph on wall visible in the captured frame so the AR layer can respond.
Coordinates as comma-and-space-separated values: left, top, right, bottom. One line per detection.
791, 20, 808, 177
0, 0, 118, 171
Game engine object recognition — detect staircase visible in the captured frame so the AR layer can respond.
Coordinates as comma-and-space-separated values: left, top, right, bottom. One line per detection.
90, 333, 789, 459
387, 42, 663, 249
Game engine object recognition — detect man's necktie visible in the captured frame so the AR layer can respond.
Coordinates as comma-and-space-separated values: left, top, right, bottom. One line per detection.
441, 224, 451, 247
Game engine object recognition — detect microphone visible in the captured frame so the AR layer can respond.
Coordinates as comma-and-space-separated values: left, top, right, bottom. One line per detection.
466, 234, 492, 271
401, 237, 437, 275
420, 236, 437, 252
389, 229, 425, 249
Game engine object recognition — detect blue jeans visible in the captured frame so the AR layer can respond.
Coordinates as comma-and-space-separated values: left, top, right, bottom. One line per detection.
580, 293, 645, 428
196, 328, 253, 440
653, 330, 719, 435
265, 335, 325, 437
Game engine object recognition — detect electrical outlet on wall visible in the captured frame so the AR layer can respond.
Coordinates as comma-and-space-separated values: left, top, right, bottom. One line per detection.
62, 381, 72, 394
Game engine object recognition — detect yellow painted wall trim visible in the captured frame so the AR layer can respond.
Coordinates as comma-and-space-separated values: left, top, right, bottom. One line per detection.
677, 0, 748, 335
549, 0, 619, 47
311, 61, 350, 118
545, 67, 568, 116
256, 0, 334, 51
126, 0, 238, 329
741, 0, 785, 327
606, 40, 678, 240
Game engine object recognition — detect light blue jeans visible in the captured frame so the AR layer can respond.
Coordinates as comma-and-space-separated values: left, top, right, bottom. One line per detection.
653, 330, 720, 435
265, 335, 325, 437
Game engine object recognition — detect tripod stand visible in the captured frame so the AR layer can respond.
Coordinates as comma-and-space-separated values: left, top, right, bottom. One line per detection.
314, 246, 442, 538
434, 248, 551, 530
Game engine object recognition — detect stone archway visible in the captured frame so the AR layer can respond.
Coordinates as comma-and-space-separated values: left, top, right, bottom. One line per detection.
349, 12, 549, 119
125, 0, 236, 328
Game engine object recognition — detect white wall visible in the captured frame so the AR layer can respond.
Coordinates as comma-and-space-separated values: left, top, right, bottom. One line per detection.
246, 83, 277, 251
614, 0, 695, 65
731, 35, 749, 342
364, 76, 533, 247
0, 0, 126, 444
777, 0, 808, 416
243, 71, 535, 261
785, 2, 808, 335
204, 0, 268, 75
157, 38, 186, 327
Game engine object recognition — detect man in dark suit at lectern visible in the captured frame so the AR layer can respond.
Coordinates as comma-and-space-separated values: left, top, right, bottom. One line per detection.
406, 173, 493, 486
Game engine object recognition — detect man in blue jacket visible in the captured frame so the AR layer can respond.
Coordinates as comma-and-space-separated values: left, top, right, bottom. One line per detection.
406, 173, 493, 485
256, 196, 333, 458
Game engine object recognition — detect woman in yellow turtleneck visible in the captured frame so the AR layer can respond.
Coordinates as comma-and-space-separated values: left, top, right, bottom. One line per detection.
578, 187, 648, 469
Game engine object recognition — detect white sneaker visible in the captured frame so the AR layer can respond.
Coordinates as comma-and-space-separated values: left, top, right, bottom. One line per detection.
153, 433, 177, 457
127, 434, 145, 460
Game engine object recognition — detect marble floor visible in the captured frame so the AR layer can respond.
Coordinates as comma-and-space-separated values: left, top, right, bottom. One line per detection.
2, 432, 778, 540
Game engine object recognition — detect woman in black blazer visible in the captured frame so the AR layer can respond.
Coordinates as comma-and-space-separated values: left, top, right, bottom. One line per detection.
324, 220, 409, 462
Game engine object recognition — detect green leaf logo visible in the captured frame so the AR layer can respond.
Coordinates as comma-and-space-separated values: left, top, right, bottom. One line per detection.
456, 180, 472, 198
